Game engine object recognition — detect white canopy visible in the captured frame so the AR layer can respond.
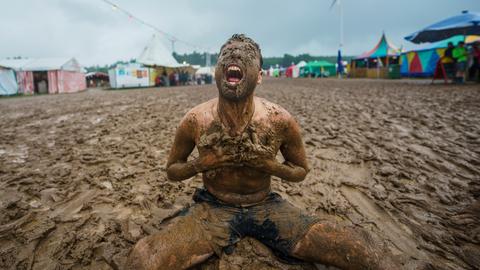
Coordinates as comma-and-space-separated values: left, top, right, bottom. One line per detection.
195, 66, 215, 76
0, 57, 82, 72
296, 61, 307, 68
137, 35, 186, 68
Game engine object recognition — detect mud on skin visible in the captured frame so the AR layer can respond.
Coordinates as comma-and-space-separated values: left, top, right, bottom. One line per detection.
0, 78, 479, 269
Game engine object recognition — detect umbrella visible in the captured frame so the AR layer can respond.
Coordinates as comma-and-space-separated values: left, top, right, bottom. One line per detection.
405, 10, 480, 44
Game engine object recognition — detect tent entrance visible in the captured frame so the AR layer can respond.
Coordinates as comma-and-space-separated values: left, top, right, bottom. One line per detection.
33, 71, 48, 94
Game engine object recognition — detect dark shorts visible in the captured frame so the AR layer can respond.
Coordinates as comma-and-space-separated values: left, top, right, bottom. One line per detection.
456, 61, 467, 71
177, 188, 319, 263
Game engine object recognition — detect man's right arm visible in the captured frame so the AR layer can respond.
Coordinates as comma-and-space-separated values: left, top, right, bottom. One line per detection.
166, 113, 199, 181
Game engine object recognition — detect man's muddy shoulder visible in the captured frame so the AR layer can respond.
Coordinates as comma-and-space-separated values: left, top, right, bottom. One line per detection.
254, 96, 295, 124
181, 98, 219, 124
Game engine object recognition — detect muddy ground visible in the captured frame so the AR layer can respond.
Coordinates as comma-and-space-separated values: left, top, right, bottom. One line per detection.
0, 78, 479, 270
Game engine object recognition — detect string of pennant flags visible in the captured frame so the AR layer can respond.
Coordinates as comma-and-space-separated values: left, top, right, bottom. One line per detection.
100, 0, 212, 52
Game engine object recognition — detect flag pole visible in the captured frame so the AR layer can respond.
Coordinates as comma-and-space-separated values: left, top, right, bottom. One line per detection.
338, 0, 344, 78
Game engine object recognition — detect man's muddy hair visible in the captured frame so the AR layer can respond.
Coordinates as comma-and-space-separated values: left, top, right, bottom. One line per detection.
221, 34, 263, 69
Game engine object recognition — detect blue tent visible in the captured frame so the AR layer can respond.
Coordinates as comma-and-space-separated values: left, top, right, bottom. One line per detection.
405, 10, 480, 43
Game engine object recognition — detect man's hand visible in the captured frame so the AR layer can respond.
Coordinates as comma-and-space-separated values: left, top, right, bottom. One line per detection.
194, 147, 240, 172
242, 158, 276, 174
244, 158, 307, 182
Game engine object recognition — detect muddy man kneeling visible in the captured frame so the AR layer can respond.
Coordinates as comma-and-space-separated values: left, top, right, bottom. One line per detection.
126, 34, 401, 270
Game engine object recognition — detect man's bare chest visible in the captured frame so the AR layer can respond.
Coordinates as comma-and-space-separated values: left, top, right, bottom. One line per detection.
196, 120, 281, 161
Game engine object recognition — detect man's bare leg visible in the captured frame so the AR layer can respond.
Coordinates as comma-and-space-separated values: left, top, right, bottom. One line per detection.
126, 221, 214, 270
292, 222, 393, 270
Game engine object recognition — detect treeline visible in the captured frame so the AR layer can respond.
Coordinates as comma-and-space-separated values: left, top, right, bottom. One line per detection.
85, 59, 136, 74
172, 52, 354, 69
85, 53, 354, 72
263, 54, 354, 68
172, 52, 218, 67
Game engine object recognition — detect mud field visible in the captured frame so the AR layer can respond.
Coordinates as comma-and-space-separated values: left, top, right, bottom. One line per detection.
0, 78, 479, 270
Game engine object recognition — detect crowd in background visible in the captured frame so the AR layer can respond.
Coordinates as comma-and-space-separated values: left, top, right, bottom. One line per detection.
442, 41, 480, 83
154, 69, 213, 87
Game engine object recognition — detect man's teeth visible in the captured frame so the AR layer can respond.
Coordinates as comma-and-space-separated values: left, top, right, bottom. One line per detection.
228, 66, 241, 72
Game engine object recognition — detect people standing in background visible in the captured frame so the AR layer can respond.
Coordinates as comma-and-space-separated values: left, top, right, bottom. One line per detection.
452, 41, 468, 84
169, 72, 176, 86
174, 71, 180, 86
468, 42, 480, 82
155, 75, 162, 87
162, 70, 169, 87
442, 42, 455, 80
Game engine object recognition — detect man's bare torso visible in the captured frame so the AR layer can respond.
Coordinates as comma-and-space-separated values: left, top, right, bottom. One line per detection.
187, 96, 290, 204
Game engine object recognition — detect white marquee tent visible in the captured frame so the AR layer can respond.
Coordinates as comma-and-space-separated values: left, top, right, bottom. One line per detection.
137, 35, 186, 68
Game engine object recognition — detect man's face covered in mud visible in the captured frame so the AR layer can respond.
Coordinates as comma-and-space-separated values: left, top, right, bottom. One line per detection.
215, 37, 262, 100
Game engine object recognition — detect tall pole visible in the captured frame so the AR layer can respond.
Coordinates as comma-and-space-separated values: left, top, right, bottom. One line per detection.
206, 52, 211, 67
338, 0, 344, 78
339, 0, 344, 49
171, 39, 176, 53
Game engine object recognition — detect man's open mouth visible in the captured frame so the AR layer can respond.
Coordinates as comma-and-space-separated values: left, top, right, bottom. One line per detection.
225, 65, 243, 85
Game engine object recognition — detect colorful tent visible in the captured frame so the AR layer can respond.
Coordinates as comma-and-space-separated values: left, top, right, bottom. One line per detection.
350, 33, 402, 78
300, 60, 336, 77
401, 35, 479, 77
355, 33, 401, 60
290, 61, 306, 78
0, 57, 86, 94
285, 64, 295, 78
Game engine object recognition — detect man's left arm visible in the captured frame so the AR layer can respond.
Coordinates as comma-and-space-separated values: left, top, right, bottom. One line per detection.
248, 116, 310, 182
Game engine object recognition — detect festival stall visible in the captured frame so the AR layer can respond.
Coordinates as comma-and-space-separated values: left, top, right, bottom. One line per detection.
86, 72, 110, 88
300, 60, 336, 78
401, 35, 480, 77
108, 63, 150, 89
350, 33, 401, 79
0, 58, 86, 94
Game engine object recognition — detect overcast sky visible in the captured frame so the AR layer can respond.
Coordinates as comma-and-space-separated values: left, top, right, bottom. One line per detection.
0, 0, 477, 66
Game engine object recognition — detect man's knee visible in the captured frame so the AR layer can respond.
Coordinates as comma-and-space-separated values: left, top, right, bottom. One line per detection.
125, 229, 214, 270
292, 223, 341, 259
292, 222, 398, 270
126, 237, 150, 270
